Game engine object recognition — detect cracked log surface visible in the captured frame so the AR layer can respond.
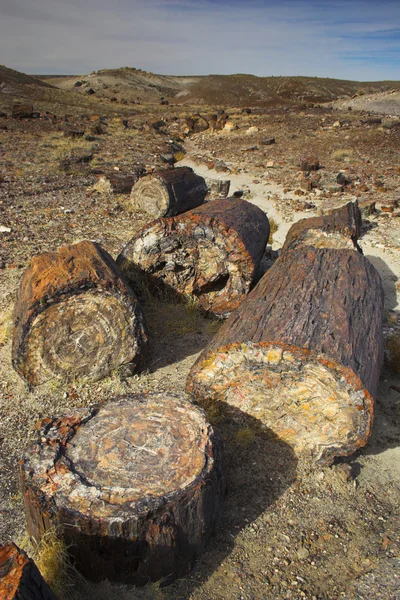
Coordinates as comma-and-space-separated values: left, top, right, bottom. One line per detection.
187, 246, 384, 464
130, 166, 208, 218
19, 394, 224, 585
12, 241, 147, 387
117, 198, 270, 318
0, 543, 56, 600
282, 201, 362, 252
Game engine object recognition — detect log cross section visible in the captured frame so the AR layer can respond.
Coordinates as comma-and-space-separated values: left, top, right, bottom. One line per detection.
12, 240, 147, 386
118, 198, 270, 317
19, 394, 224, 585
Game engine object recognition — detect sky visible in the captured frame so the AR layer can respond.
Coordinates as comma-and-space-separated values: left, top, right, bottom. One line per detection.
1, 0, 400, 81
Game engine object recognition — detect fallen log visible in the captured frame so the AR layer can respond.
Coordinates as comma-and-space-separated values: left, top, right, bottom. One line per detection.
130, 166, 208, 218
187, 245, 384, 464
0, 543, 56, 600
20, 394, 224, 585
117, 198, 270, 318
12, 241, 147, 387
282, 201, 362, 252
94, 169, 146, 194
204, 177, 231, 198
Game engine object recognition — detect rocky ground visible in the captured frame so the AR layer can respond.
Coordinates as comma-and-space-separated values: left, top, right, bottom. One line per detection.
0, 91, 399, 600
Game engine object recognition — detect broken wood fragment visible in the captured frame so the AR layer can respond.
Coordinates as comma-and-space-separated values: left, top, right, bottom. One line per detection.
20, 394, 224, 585
187, 244, 384, 464
117, 198, 270, 318
130, 166, 208, 218
282, 201, 362, 252
12, 240, 147, 387
0, 543, 55, 600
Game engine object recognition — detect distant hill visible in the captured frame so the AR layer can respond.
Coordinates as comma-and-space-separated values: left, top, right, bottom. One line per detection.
175, 74, 400, 107
44, 68, 400, 108
0, 65, 54, 94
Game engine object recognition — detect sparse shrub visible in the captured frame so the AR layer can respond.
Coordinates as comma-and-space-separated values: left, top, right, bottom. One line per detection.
173, 151, 186, 162
235, 427, 256, 444
268, 217, 278, 244
386, 334, 400, 374
331, 148, 354, 162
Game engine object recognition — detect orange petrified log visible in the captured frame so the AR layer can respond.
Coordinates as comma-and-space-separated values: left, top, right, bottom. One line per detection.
0, 543, 55, 600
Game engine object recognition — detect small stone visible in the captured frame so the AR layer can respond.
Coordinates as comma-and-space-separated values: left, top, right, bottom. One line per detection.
261, 137, 275, 145
0, 225, 11, 233
266, 161, 275, 168
246, 126, 259, 135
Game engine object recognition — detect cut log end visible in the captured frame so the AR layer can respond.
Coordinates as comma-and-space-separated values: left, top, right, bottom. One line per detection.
18, 291, 143, 385
131, 174, 171, 216
12, 241, 147, 386
20, 394, 224, 584
188, 342, 374, 464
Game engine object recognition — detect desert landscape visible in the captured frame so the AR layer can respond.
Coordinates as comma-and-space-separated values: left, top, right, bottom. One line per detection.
0, 64, 399, 600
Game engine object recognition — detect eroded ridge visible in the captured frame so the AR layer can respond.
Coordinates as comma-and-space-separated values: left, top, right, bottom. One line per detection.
187, 342, 374, 464
20, 394, 224, 584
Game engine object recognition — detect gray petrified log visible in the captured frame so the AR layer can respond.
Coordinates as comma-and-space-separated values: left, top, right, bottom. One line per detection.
187, 206, 384, 464
19, 394, 224, 585
130, 166, 208, 218
117, 198, 270, 318
12, 240, 147, 387
0, 543, 56, 600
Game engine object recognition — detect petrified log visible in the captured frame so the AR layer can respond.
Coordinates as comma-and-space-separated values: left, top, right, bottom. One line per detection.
187, 245, 384, 463
12, 241, 147, 387
205, 177, 231, 198
117, 198, 270, 318
19, 394, 224, 585
282, 201, 362, 252
0, 543, 55, 600
130, 166, 208, 218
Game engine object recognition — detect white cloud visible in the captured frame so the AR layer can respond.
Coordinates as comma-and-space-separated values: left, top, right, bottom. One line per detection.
0, 0, 399, 79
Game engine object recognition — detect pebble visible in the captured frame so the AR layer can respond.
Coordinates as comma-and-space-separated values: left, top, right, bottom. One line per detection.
0, 225, 11, 233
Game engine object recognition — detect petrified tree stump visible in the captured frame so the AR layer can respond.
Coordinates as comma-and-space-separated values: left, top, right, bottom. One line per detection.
130, 166, 208, 218
12, 241, 147, 387
187, 245, 384, 463
282, 201, 362, 252
117, 198, 270, 318
0, 543, 56, 600
19, 394, 224, 585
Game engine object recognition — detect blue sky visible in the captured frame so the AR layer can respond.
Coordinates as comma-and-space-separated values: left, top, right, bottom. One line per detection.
1, 0, 399, 80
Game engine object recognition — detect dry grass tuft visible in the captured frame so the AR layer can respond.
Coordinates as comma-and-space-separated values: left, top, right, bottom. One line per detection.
173, 151, 186, 162
331, 148, 354, 162
235, 427, 256, 445
386, 334, 400, 374
0, 305, 14, 346
268, 218, 279, 244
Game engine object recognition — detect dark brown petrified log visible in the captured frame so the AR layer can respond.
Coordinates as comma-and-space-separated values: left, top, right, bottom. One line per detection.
117, 198, 270, 318
130, 166, 208, 218
12, 241, 147, 387
0, 543, 56, 600
19, 394, 224, 585
282, 201, 362, 253
187, 245, 384, 464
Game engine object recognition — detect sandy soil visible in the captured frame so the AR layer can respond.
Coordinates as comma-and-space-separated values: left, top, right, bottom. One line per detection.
0, 102, 399, 600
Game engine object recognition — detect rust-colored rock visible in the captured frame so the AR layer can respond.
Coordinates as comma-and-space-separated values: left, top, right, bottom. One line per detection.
12, 241, 147, 387
282, 201, 362, 252
20, 394, 224, 585
187, 244, 384, 464
0, 543, 55, 600
130, 166, 208, 218
117, 198, 270, 318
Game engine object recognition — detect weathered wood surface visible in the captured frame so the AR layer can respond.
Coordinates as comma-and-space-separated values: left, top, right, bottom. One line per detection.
117, 198, 270, 318
130, 166, 208, 218
12, 241, 147, 387
94, 169, 146, 194
20, 394, 224, 585
282, 201, 362, 252
204, 177, 231, 198
187, 245, 384, 463
0, 543, 55, 600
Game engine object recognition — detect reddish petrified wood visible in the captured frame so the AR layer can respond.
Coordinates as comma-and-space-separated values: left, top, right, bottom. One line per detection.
187, 245, 384, 464
0, 543, 55, 600
130, 166, 208, 218
12, 241, 147, 387
19, 394, 224, 585
117, 198, 270, 318
282, 201, 362, 253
